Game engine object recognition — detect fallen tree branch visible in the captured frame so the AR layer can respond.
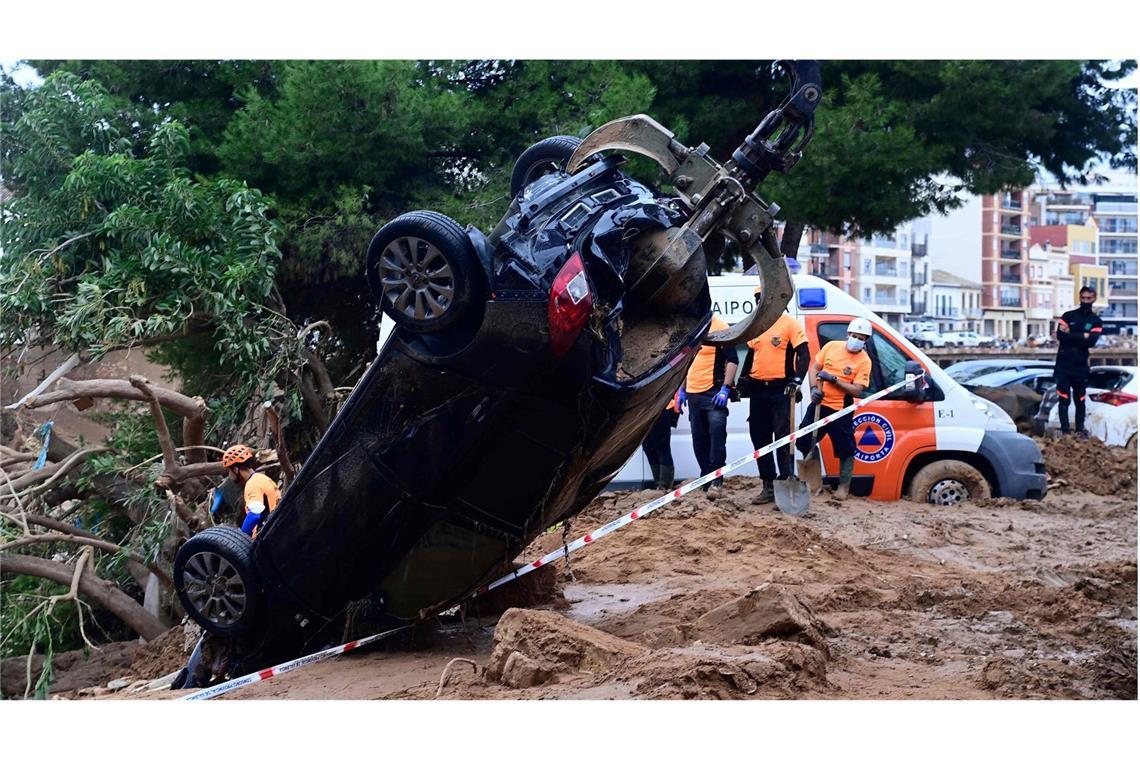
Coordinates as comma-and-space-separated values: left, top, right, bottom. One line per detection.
3, 353, 82, 411
123, 445, 226, 475
0, 553, 168, 640
0, 532, 173, 588
129, 375, 177, 472
20, 377, 206, 419
0, 446, 108, 502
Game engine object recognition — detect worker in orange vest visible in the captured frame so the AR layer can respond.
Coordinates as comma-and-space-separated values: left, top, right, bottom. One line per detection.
220, 445, 281, 537
739, 288, 810, 504
676, 316, 738, 492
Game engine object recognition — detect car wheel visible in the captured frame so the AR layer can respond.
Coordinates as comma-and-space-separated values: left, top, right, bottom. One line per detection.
510, 135, 586, 197
366, 211, 481, 334
907, 461, 992, 506
174, 527, 260, 637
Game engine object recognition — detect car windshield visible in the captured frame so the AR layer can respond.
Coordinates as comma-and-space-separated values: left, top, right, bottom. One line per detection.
946, 364, 1006, 382
969, 369, 1030, 388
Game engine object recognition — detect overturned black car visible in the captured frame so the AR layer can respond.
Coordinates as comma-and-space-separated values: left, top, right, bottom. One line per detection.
172, 61, 822, 687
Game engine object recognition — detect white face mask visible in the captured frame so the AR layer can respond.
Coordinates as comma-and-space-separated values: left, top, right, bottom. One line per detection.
846, 336, 866, 352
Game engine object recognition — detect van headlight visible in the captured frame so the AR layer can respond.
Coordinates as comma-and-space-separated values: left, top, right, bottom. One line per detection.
971, 394, 1017, 432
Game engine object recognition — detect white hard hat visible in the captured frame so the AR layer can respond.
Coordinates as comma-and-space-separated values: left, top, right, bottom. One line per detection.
847, 317, 873, 336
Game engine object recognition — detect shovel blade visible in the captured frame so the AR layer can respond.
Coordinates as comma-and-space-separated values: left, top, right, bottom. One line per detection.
773, 478, 811, 516
798, 453, 823, 496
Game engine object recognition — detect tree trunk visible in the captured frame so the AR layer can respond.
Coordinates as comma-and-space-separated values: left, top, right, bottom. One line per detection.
0, 554, 168, 641
781, 221, 806, 260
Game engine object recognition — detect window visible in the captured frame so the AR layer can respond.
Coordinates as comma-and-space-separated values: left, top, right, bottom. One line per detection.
863, 287, 872, 301
1088, 368, 1131, 391
844, 253, 851, 268
863, 258, 872, 274
816, 322, 942, 401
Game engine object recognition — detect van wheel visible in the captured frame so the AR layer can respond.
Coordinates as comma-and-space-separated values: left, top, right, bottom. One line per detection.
907, 461, 992, 506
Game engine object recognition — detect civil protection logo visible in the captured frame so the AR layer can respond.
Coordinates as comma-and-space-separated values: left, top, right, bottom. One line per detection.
853, 412, 895, 463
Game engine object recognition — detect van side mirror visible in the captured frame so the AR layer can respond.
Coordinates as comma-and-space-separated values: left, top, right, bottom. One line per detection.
901, 360, 927, 403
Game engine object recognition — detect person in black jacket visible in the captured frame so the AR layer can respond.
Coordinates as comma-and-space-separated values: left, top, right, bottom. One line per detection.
1054, 286, 1104, 436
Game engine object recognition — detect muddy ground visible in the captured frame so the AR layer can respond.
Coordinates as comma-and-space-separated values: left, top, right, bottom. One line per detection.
20, 436, 1138, 701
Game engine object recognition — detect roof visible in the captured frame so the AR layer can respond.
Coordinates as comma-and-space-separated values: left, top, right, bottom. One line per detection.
930, 269, 981, 289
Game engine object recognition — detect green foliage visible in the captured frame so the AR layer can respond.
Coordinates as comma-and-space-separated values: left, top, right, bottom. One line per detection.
1, 71, 290, 409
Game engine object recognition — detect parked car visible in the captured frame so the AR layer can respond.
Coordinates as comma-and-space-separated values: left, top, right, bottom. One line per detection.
962, 368, 1056, 431
945, 359, 1055, 385
910, 330, 946, 349
943, 331, 995, 348
1034, 365, 1137, 448
613, 273, 1047, 505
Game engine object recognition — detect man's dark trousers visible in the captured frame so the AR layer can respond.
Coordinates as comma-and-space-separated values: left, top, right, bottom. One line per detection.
689, 390, 728, 486
749, 384, 792, 480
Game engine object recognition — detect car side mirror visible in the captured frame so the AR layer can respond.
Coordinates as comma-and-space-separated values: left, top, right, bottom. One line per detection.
901, 360, 927, 403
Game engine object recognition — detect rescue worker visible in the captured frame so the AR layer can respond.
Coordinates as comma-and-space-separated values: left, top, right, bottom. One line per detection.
795, 318, 873, 499
676, 316, 738, 491
641, 391, 681, 490
740, 287, 810, 504
220, 444, 281, 537
1054, 286, 1103, 437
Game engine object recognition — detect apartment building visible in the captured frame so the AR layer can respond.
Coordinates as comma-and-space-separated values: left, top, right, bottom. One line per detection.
796, 227, 913, 327
980, 190, 1030, 339
927, 270, 983, 332
1033, 174, 1138, 334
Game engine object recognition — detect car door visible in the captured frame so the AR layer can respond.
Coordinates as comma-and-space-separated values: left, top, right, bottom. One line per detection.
803, 317, 939, 499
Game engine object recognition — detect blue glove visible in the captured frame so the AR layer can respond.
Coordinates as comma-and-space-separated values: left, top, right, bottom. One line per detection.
240, 512, 261, 536
810, 387, 824, 405
676, 388, 687, 412
714, 385, 731, 407
817, 370, 838, 383
210, 490, 224, 516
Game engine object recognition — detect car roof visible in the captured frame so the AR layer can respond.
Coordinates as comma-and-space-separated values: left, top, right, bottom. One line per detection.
969, 367, 1054, 387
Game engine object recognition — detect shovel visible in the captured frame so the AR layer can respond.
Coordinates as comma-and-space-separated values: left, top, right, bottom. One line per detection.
797, 401, 824, 496
773, 393, 811, 516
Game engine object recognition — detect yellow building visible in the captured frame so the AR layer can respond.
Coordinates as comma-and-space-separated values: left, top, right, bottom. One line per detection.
1071, 262, 1109, 309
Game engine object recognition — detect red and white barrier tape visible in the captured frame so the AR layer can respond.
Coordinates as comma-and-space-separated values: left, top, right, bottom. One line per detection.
480, 372, 922, 592
178, 625, 413, 701
181, 372, 921, 700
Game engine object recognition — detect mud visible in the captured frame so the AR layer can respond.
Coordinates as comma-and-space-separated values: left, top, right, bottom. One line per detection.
1038, 434, 1138, 499
53, 443, 1139, 701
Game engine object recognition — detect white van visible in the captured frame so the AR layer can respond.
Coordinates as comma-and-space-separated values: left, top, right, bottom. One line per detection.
613, 273, 1047, 503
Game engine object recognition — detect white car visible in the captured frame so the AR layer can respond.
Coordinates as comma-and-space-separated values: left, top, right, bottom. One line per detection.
943, 331, 994, 348
911, 330, 947, 349
1041, 365, 1137, 448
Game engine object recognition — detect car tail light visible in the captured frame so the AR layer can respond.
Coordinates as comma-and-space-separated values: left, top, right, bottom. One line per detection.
1088, 390, 1137, 407
548, 252, 593, 357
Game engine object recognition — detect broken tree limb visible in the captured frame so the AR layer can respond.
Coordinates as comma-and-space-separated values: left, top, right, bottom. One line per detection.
20, 377, 206, 420
129, 375, 177, 472
14, 512, 162, 589
264, 405, 296, 486
0, 446, 107, 499
154, 461, 227, 489
4, 352, 82, 410
0, 532, 173, 588
0, 553, 168, 641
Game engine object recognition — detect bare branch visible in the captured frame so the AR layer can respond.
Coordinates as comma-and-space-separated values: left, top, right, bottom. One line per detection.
0, 446, 108, 502
129, 375, 177, 472
22, 377, 206, 419
264, 405, 296, 485
123, 445, 225, 475
0, 554, 167, 640
4, 352, 82, 410
0, 532, 172, 588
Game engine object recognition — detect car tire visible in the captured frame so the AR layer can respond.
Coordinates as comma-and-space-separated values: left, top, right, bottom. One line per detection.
366, 211, 482, 334
510, 135, 587, 197
907, 460, 992, 506
174, 526, 260, 637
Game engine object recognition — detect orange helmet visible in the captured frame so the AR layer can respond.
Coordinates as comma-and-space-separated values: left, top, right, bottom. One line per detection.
222, 445, 255, 469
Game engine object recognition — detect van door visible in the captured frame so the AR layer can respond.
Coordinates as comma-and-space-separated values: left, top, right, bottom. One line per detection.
803, 317, 939, 499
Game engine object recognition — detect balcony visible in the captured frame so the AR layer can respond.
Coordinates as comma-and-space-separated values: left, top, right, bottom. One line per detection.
1000, 297, 1023, 308
874, 265, 899, 277
1000, 248, 1022, 259
1000, 224, 1023, 236
824, 267, 841, 278
965, 308, 983, 319
933, 307, 962, 318
911, 242, 928, 257
1000, 275, 1022, 284
1001, 196, 1023, 210
873, 294, 909, 306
